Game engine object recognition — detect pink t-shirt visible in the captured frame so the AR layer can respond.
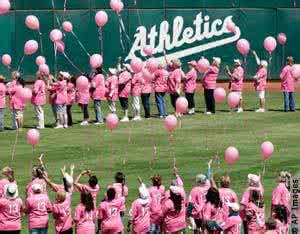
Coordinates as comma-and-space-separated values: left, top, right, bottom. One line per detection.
148, 185, 165, 224
168, 68, 183, 94
154, 69, 169, 93
131, 72, 144, 97
109, 183, 128, 213
76, 84, 90, 105
272, 183, 291, 223
254, 67, 267, 91
202, 66, 219, 90
245, 202, 265, 233
129, 198, 151, 233
0, 83, 7, 109
52, 198, 73, 233
202, 202, 226, 224
66, 82, 75, 105
31, 80, 46, 106
51, 184, 73, 205
280, 65, 295, 92
230, 66, 244, 91
0, 197, 23, 231
54, 80, 67, 105
10, 85, 26, 110
275, 218, 288, 234
98, 197, 125, 233
142, 73, 154, 94
92, 74, 106, 101
6, 80, 17, 108
118, 71, 132, 98
76, 184, 100, 207
105, 75, 118, 102
74, 204, 96, 234
26, 178, 48, 198
219, 215, 242, 234
184, 68, 197, 93
219, 188, 238, 217
25, 193, 52, 229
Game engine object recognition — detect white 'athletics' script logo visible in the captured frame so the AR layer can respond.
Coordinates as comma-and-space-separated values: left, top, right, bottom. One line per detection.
125, 12, 241, 62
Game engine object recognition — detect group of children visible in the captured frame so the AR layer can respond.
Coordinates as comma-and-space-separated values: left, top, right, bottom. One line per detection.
0, 52, 298, 131
0, 156, 292, 234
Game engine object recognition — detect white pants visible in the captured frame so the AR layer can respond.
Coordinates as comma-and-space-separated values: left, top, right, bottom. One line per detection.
132, 96, 141, 114
257, 91, 265, 99
108, 101, 116, 113
34, 105, 44, 128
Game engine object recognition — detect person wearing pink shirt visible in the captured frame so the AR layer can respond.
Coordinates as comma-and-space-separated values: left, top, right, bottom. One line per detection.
52, 191, 73, 234
118, 65, 132, 122
148, 175, 165, 233
24, 183, 52, 234
6, 71, 18, 130
131, 72, 144, 121
0, 167, 16, 198
66, 75, 75, 127
76, 75, 90, 126
26, 164, 48, 198
32, 72, 46, 129
46, 75, 58, 126
0, 76, 6, 131
264, 218, 277, 234
141, 65, 154, 120
97, 188, 125, 234
154, 65, 169, 118
91, 70, 106, 125
74, 191, 96, 234
280, 56, 297, 112
128, 181, 151, 233
106, 68, 119, 113
227, 59, 245, 113
202, 57, 221, 114
273, 205, 289, 234
0, 184, 23, 234
184, 61, 198, 115
252, 51, 268, 113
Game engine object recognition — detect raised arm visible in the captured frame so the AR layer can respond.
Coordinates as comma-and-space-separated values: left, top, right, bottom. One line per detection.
252, 51, 261, 66
173, 167, 183, 187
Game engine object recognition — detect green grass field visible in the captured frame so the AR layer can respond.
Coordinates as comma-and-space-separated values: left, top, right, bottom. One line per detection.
0, 91, 299, 233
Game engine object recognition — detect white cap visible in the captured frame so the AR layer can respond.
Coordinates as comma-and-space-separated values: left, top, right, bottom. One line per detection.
5, 184, 18, 200
139, 183, 149, 200
64, 173, 74, 188
59, 71, 71, 79
234, 59, 242, 65
227, 202, 240, 211
195, 174, 207, 184
260, 60, 268, 67
108, 68, 117, 75
32, 183, 42, 193
213, 57, 222, 65
123, 64, 133, 73
248, 173, 260, 184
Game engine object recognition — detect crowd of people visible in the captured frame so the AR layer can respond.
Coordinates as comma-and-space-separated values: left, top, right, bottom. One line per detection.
0, 156, 292, 234
0, 52, 298, 131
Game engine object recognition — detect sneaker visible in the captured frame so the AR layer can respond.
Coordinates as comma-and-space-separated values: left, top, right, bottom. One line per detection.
205, 112, 212, 115
237, 108, 243, 113
255, 108, 265, 113
80, 121, 89, 126
159, 116, 164, 119
55, 125, 64, 129
94, 122, 103, 125
132, 116, 142, 121
63, 125, 68, 128
37, 126, 45, 129
120, 117, 129, 122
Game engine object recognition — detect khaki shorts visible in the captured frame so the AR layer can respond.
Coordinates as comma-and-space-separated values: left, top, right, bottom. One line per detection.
233, 91, 243, 99
257, 91, 265, 99
14, 110, 23, 119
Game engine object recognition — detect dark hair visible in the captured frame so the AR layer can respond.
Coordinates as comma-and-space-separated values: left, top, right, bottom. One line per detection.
274, 205, 288, 224
62, 177, 69, 193
250, 190, 260, 202
115, 172, 125, 184
17, 77, 25, 87
265, 218, 277, 230
107, 188, 116, 201
88, 176, 98, 188
151, 175, 162, 188
170, 191, 182, 212
206, 187, 222, 208
95, 67, 103, 75
35, 165, 44, 179
81, 191, 94, 212
70, 76, 76, 85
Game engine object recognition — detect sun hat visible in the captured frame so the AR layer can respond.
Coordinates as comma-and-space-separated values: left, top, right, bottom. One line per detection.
4, 184, 18, 200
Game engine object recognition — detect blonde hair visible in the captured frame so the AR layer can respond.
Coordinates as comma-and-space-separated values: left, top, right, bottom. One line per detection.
56, 191, 66, 203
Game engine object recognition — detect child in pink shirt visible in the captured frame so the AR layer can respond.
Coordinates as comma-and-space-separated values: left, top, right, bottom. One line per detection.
54, 73, 68, 129
154, 66, 169, 118
0, 184, 23, 233
184, 61, 198, 115
52, 191, 73, 234
105, 69, 119, 113
74, 191, 96, 234
0, 76, 6, 131
118, 66, 132, 122
24, 183, 52, 233
91, 72, 106, 124
128, 182, 151, 233
131, 72, 144, 121
32, 72, 46, 129
280, 56, 297, 112
98, 188, 125, 234
6, 71, 18, 130
66, 75, 75, 126
76, 75, 90, 126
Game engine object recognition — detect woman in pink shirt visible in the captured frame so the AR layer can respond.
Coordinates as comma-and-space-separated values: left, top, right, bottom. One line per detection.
227, 59, 245, 113
52, 191, 73, 234
24, 183, 52, 234
184, 61, 198, 115
0, 167, 16, 198
280, 56, 297, 112
47, 75, 58, 126
26, 162, 48, 198
105, 68, 119, 113
6, 71, 18, 130
0, 76, 6, 131
76, 75, 90, 126
74, 191, 96, 234
54, 73, 68, 129
97, 188, 125, 234
91, 71, 106, 125
265, 218, 277, 234
273, 205, 289, 234
66, 75, 75, 127
154, 65, 169, 118
141, 66, 154, 120
131, 72, 144, 121
32, 72, 46, 129
0, 184, 22, 234
118, 65, 132, 122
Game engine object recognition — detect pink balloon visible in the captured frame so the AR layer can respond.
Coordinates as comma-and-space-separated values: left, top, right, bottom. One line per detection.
226, 20, 236, 33
264, 36, 277, 54
214, 87, 227, 103
106, 113, 119, 131
164, 115, 177, 133
227, 92, 240, 108
197, 58, 210, 73
26, 129, 40, 147
176, 97, 188, 114
130, 57, 143, 73
116, 1, 124, 13
0, 0, 10, 15
25, 15, 40, 30
110, 0, 122, 13
39, 64, 49, 75
277, 33, 287, 46
237, 39, 250, 56
260, 141, 274, 160
55, 41, 65, 53
90, 54, 103, 69
142, 68, 153, 80
146, 58, 158, 73
225, 146, 239, 165
24, 40, 39, 55
95, 11, 108, 27
76, 76, 89, 90
35, 56, 46, 66
143, 46, 153, 56
2, 54, 11, 66
20, 87, 32, 103
62, 21, 73, 32
291, 64, 300, 79
50, 29, 63, 42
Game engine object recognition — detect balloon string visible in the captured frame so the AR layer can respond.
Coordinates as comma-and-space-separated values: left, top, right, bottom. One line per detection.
124, 123, 131, 166
98, 28, 103, 57
71, 31, 90, 57
11, 130, 19, 162
63, 0, 67, 19
119, 24, 125, 51
293, 0, 296, 7
268, 55, 272, 80
51, 0, 62, 29
54, 44, 58, 77
63, 52, 83, 74
110, 130, 114, 177
38, 30, 44, 55
149, 119, 157, 170
17, 55, 25, 71
282, 46, 285, 68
